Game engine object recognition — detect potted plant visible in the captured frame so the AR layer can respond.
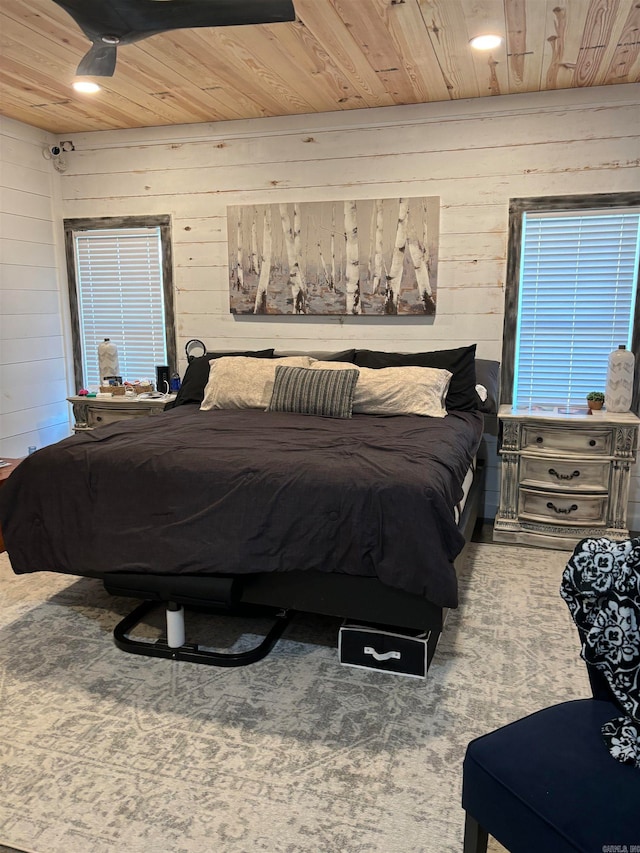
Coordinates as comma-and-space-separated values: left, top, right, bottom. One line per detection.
586, 391, 605, 412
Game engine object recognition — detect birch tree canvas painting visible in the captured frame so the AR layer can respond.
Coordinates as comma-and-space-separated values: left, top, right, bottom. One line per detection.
228, 197, 439, 315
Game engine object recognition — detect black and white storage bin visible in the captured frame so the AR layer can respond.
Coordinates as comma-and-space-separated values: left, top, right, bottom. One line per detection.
338, 622, 430, 679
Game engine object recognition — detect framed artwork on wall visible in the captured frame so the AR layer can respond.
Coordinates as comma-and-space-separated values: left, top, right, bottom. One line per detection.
228, 196, 439, 315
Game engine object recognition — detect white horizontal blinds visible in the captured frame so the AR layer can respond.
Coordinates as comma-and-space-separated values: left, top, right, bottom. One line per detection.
514, 209, 640, 409
74, 227, 167, 387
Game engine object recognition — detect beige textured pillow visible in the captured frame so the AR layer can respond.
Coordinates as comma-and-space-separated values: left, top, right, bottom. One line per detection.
310, 361, 452, 417
201, 356, 315, 410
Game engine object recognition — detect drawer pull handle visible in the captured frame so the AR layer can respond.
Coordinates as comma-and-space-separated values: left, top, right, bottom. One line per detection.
548, 468, 580, 481
546, 501, 578, 515
96, 416, 103, 422
363, 646, 401, 662
536, 436, 543, 444
589, 439, 596, 447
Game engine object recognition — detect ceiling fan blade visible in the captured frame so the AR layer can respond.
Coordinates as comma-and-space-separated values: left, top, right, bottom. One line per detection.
171, 1, 297, 28
118, 1, 297, 31
55, 0, 297, 77
76, 43, 118, 77
53, 0, 132, 42
54, 1, 295, 41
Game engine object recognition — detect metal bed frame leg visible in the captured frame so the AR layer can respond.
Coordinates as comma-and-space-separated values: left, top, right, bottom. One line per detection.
113, 600, 295, 667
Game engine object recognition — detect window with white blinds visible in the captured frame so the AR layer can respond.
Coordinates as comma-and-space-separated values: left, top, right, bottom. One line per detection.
513, 208, 640, 409
73, 226, 168, 388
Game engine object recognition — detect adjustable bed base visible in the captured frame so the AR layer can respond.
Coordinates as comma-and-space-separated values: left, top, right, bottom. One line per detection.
0, 347, 498, 674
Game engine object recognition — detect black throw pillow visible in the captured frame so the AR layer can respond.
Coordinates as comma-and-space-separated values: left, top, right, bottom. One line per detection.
171, 349, 275, 407
354, 344, 478, 411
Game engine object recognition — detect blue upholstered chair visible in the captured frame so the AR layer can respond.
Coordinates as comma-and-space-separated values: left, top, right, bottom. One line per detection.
461, 537, 640, 853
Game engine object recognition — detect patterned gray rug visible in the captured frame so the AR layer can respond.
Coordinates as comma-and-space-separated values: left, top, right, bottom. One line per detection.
0, 543, 589, 853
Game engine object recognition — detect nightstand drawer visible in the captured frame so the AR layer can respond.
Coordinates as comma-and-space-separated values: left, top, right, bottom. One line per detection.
521, 424, 612, 456
68, 395, 175, 433
518, 488, 607, 526
87, 406, 152, 427
520, 456, 610, 491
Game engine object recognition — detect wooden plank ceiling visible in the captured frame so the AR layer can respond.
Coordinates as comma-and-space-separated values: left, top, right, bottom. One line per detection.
0, 0, 639, 134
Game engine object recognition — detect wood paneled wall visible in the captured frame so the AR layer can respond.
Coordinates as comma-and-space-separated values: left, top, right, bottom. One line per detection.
0, 116, 71, 458
3, 84, 639, 526
55, 85, 640, 525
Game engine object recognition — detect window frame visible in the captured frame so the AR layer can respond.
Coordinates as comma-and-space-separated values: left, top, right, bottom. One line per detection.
500, 191, 640, 414
64, 214, 176, 392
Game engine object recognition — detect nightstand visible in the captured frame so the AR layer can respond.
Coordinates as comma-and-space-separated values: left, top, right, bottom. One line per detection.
494, 404, 639, 549
67, 394, 176, 431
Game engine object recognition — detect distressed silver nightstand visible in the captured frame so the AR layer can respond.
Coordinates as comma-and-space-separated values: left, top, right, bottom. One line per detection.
67, 394, 176, 431
494, 404, 639, 549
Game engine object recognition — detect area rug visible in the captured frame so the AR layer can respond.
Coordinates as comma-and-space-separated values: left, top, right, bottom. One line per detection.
0, 543, 588, 853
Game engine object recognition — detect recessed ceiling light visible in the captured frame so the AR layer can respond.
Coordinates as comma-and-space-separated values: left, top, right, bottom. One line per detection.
469, 34, 503, 50
73, 80, 101, 94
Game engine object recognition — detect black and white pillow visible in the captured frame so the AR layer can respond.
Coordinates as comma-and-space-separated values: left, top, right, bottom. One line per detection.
268, 365, 359, 419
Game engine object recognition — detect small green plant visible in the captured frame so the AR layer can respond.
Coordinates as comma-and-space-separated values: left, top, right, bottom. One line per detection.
586, 391, 605, 402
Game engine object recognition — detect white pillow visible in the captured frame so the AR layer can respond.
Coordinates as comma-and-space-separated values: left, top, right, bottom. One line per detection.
310, 361, 452, 417
201, 356, 316, 410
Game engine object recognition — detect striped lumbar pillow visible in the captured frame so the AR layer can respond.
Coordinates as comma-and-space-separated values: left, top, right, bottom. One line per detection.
268, 365, 359, 418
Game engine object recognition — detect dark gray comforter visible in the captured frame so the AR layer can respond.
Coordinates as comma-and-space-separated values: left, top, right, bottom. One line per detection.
0, 406, 483, 608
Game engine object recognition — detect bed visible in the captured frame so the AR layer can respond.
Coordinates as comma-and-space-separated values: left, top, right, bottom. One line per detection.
0, 345, 499, 671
